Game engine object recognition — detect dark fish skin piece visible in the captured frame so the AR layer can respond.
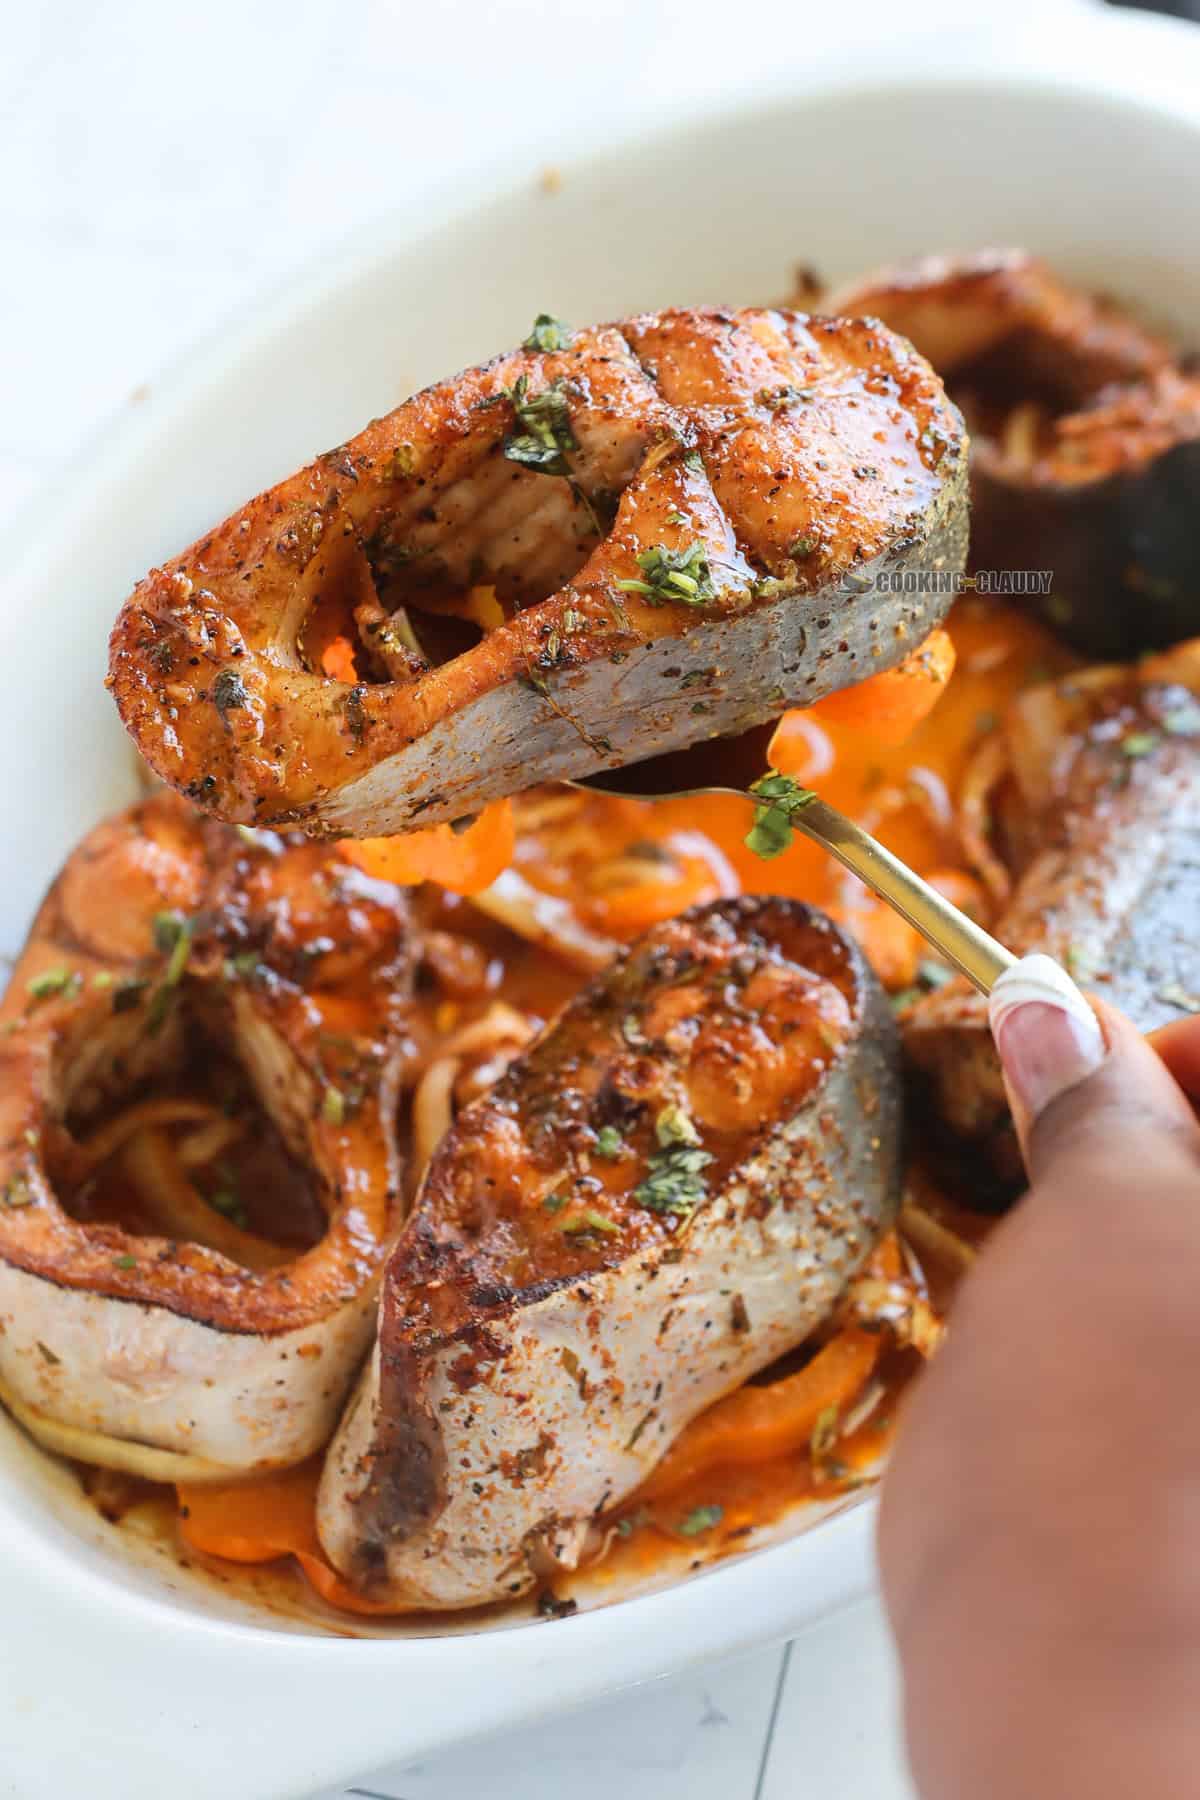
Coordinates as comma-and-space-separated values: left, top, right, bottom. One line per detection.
316, 896, 901, 1610
904, 644, 1200, 1188
833, 248, 1200, 657
107, 306, 967, 837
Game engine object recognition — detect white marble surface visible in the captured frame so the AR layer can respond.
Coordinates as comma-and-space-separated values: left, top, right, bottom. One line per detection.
307, 1603, 916, 1800
0, 2, 1088, 1794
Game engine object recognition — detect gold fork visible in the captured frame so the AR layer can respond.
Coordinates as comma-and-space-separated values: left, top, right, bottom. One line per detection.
574, 761, 1016, 996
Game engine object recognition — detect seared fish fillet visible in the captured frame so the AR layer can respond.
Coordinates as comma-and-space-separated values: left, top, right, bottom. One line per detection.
108, 307, 967, 837
317, 897, 900, 1610
904, 641, 1200, 1178
831, 248, 1171, 400
0, 793, 412, 1476
831, 249, 1200, 656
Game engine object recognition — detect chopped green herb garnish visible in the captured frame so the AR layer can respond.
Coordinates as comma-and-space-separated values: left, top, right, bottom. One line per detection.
790, 535, 816, 559
654, 1103, 699, 1149
390, 443, 416, 480
561, 1209, 621, 1238
634, 1143, 714, 1219
224, 950, 265, 983
756, 384, 812, 411
1, 1176, 34, 1210
677, 1504, 723, 1537
593, 1125, 625, 1160
321, 1086, 346, 1127
147, 914, 194, 1033
27, 968, 81, 1003
744, 771, 817, 859
502, 374, 577, 475
890, 957, 954, 1012
523, 313, 573, 352
542, 1190, 568, 1214
1121, 730, 1160, 758
212, 668, 248, 717
617, 543, 716, 607
209, 1187, 249, 1228
113, 1254, 137, 1271
153, 911, 188, 954
810, 1403, 841, 1459
92, 970, 115, 989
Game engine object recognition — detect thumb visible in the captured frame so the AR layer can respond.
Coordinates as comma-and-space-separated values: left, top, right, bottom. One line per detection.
989, 954, 1199, 1182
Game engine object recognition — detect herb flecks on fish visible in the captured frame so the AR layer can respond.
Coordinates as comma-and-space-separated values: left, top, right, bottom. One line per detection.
147, 911, 194, 1033
502, 375, 578, 476
523, 314, 573, 352
634, 1103, 714, 1220
617, 543, 716, 608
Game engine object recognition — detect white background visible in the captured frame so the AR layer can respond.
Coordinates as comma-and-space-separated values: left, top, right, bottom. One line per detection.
0, 2, 1088, 1793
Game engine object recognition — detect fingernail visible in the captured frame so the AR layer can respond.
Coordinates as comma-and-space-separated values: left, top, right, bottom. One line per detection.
988, 953, 1106, 1121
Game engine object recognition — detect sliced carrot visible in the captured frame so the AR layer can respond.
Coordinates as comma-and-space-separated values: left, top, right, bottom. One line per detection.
178, 1461, 406, 1616
340, 799, 515, 896
637, 1328, 881, 1501
319, 633, 360, 684
922, 866, 990, 924
836, 896, 922, 991
178, 1461, 320, 1563
865, 1230, 905, 1281
773, 627, 957, 755
583, 835, 737, 939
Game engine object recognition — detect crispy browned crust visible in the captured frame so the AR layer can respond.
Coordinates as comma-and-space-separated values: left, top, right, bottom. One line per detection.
0, 791, 412, 1335
107, 307, 965, 831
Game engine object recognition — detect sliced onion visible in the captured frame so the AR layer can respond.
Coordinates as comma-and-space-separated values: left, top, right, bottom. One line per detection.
469, 868, 618, 973
118, 1128, 291, 1273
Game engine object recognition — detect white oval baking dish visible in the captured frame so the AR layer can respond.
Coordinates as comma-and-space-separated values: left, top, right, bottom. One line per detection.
2, 10, 1199, 1796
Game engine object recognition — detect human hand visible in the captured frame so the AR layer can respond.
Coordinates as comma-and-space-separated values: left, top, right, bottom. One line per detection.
880, 957, 1200, 1800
